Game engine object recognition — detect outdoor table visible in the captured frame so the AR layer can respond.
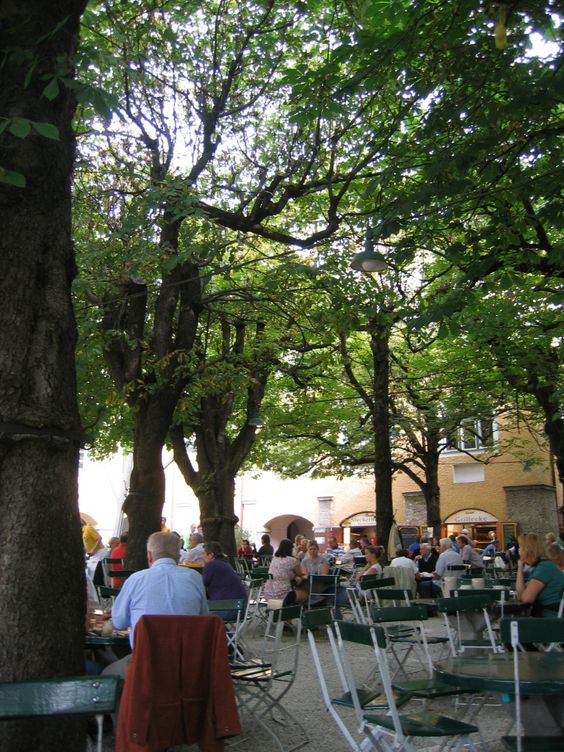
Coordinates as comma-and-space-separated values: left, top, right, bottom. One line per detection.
85, 632, 131, 648
434, 653, 564, 696
434, 653, 564, 736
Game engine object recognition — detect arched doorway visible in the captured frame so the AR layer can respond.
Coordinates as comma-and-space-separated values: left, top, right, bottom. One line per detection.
263, 514, 314, 548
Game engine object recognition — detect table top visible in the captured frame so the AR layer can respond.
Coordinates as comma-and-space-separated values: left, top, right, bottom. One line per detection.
85, 632, 130, 647
434, 653, 564, 696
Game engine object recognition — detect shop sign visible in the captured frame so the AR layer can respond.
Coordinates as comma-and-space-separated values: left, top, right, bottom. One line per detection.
342, 512, 377, 527
445, 509, 498, 524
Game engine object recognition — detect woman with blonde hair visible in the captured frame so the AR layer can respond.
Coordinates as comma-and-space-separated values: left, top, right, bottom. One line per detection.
516, 533, 564, 616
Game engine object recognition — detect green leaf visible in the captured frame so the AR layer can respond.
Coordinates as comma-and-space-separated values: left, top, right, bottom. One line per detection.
32, 121, 60, 140
8, 118, 32, 138
42, 77, 60, 101
0, 166, 26, 187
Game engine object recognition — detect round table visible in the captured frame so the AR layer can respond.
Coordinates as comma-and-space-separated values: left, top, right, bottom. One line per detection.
434, 653, 564, 696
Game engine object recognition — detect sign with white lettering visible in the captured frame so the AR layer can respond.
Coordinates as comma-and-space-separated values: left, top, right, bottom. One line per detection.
444, 509, 498, 523
342, 512, 377, 527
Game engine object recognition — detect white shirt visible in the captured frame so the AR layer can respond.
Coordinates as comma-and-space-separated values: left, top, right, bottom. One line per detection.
179, 543, 205, 565
390, 556, 418, 573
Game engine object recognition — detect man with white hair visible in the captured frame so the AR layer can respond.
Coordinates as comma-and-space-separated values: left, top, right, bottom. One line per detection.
421, 538, 464, 598
103, 532, 208, 677
179, 532, 206, 565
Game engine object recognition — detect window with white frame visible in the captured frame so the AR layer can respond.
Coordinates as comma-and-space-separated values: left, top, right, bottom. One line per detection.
443, 417, 496, 453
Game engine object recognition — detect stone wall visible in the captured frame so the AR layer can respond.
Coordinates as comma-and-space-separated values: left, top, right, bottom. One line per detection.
504, 484, 559, 534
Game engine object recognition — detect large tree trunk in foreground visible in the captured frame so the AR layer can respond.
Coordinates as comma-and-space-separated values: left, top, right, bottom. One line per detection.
0, 2, 87, 750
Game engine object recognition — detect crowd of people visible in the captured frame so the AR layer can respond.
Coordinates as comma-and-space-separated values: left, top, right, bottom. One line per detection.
82, 521, 564, 677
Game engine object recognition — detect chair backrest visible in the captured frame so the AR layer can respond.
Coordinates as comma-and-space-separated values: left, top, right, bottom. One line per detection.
437, 594, 501, 655
452, 589, 501, 602
108, 569, 135, 581
437, 594, 492, 614
207, 598, 246, 659
307, 574, 339, 610
359, 576, 394, 590
500, 618, 564, 752
335, 620, 405, 743
500, 616, 564, 648
0, 676, 120, 719
370, 604, 428, 624
382, 566, 416, 597
373, 588, 412, 606
98, 585, 120, 599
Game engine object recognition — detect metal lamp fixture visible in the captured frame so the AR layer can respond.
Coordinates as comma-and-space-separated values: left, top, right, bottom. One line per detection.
248, 413, 265, 429
350, 228, 388, 272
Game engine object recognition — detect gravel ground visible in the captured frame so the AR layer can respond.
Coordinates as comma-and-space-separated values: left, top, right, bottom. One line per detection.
96, 611, 529, 751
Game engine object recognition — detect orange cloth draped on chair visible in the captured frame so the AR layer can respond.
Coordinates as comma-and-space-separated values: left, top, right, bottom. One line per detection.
116, 615, 241, 752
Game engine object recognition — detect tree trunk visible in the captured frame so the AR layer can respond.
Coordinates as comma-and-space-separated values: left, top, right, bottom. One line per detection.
122, 398, 178, 570
194, 463, 238, 559
423, 432, 442, 535
0, 2, 87, 750
371, 326, 394, 551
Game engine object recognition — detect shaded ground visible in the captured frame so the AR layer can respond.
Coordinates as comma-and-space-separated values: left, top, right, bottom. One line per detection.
97, 612, 519, 751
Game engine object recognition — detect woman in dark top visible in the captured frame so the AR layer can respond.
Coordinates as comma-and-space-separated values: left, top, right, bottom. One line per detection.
257, 533, 274, 558
202, 541, 248, 603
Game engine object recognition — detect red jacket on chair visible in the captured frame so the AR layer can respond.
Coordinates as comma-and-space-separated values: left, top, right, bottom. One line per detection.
116, 615, 241, 752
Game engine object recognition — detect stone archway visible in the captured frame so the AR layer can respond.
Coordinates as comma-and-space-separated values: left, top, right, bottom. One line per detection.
263, 514, 314, 549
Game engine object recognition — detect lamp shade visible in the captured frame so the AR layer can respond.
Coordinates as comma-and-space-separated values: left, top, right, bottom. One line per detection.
350, 227, 389, 272
350, 249, 388, 272
248, 414, 265, 428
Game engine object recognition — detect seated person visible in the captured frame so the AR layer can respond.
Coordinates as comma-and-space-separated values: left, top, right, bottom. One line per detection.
516, 532, 564, 616
457, 535, 484, 574
179, 532, 206, 566
415, 542, 439, 596
256, 533, 274, 560
202, 541, 248, 620
302, 541, 330, 576
103, 532, 208, 677
301, 541, 348, 616
418, 537, 464, 598
237, 539, 254, 559
264, 538, 307, 605
355, 545, 385, 582
547, 542, 564, 571
325, 535, 344, 563
390, 549, 418, 572
482, 531, 498, 559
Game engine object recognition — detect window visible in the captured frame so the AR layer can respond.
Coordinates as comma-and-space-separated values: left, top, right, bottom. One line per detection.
443, 417, 496, 453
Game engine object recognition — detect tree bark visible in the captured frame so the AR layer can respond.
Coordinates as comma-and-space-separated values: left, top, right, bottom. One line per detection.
122, 396, 179, 570
0, 2, 87, 750
370, 324, 394, 551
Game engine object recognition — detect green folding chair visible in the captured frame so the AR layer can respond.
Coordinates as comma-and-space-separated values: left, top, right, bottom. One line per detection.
500, 617, 564, 752
335, 620, 479, 752
303, 608, 410, 752
0, 676, 120, 752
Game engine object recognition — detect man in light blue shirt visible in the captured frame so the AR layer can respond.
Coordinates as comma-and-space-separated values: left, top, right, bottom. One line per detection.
103, 532, 208, 677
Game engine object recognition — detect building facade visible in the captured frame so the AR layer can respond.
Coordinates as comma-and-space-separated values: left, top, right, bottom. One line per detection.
79, 421, 562, 550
